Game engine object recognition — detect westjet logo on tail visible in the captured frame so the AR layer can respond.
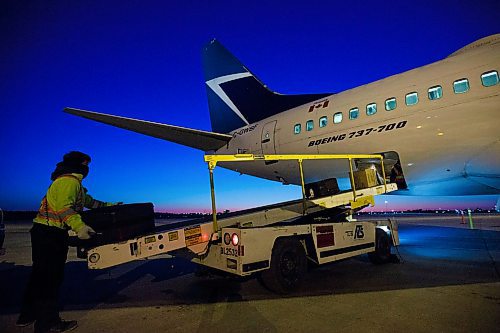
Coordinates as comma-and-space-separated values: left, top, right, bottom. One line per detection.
205, 72, 252, 125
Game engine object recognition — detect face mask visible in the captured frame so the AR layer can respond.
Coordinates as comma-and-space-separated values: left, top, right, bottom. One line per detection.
80, 165, 89, 178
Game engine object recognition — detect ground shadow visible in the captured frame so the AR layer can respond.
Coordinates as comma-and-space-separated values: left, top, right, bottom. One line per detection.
1, 225, 499, 315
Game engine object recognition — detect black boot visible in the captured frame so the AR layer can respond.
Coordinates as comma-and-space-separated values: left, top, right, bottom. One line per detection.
15, 313, 36, 327
48, 320, 78, 333
35, 319, 78, 333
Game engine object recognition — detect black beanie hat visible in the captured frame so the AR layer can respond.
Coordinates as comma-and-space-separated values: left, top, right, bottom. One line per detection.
50, 151, 91, 181
63, 151, 91, 166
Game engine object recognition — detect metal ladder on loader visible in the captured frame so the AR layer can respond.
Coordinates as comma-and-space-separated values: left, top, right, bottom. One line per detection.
84, 154, 399, 293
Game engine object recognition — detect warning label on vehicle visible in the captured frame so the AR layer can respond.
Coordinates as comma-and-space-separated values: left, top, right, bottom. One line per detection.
144, 236, 156, 244
184, 226, 202, 246
168, 231, 179, 241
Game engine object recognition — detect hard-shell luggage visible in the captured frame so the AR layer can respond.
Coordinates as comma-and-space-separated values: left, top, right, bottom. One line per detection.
305, 178, 340, 198
81, 202, 155, 242
71, 203, 155, 257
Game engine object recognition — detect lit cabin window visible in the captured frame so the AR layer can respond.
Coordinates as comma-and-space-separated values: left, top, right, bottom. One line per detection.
333, 112, 343, 124
306, 120, 314, 131
366, 103, 377, 116
294, 124, 301, 134
319, 116, 328, 128
385, 98, 396, 111
428, 86, 443, 100
481, 70, 499, 87
405, 92, 419, 106
349, 107, 359, 120
453, 79, 469, 93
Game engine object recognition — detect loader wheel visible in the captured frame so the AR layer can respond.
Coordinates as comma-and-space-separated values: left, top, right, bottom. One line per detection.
259, 238, 307, 294
368, 228, 391, 264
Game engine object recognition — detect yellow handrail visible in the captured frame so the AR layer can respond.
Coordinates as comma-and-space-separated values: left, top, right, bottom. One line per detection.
204, 153, 385, 165
204, 153, 386, 232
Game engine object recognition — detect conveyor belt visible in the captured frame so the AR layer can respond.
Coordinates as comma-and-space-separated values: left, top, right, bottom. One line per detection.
153, 196, 306, 232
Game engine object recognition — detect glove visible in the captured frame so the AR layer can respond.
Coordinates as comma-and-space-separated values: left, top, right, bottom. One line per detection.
77, 225, 96, 240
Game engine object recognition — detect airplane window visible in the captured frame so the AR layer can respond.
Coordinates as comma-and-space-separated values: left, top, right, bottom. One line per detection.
294, 123, 301, 134
319, 116, 328, 128
453, 79, 470, 94
333, 112, 343, 124
481, 70, 499, 87
306, 120, 314, 131
405, 92, 419, 106
428, 86, 442, 100
349, 108, 359, 120
366, 103, 377, 116
385, 98, 397, 111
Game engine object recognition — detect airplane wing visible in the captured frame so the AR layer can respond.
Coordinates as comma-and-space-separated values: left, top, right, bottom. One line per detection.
64, 108, 232, 151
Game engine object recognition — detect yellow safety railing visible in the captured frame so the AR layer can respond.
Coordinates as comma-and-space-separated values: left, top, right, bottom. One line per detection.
204, 154, 387, 232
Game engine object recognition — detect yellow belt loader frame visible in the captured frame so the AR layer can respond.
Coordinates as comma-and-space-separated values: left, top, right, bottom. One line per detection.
83, 153, 398, 275
204, 153, 387, 232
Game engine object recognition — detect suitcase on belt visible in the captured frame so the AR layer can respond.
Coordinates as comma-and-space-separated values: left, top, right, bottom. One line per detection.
80, 202, 155, 243
305, 178, 340, 198
70, 202, 156, 258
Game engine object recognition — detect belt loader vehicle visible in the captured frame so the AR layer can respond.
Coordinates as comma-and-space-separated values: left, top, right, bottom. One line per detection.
78, 154, 400, 293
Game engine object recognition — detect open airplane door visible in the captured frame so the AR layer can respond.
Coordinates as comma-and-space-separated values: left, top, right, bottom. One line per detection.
383, 151, 408, 190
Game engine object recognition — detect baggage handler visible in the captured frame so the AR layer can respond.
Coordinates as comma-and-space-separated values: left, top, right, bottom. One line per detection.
17, 151, 118, 333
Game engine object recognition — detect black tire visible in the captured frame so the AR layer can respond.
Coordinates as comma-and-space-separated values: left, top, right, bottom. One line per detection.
259, 238, 307, 294
368, 228, 392, 264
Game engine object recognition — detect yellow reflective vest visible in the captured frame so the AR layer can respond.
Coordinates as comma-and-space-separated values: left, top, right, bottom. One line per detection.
34, 173, 114, 232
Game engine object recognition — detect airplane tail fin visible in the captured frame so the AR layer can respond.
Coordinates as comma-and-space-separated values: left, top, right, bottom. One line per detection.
203, 40, 331, 133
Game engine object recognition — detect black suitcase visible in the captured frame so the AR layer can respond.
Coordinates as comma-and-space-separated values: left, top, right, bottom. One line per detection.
305, 178, 340, 198
81, 202, 155, 242
70, 203, 155, 257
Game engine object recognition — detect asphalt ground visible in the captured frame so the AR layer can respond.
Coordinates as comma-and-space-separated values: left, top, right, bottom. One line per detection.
0, 214, 499, 333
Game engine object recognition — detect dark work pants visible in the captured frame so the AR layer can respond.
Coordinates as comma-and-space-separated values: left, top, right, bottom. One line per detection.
20, 223, 69, 332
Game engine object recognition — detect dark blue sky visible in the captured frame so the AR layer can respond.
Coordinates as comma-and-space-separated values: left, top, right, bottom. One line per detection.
1, 0, 499, 212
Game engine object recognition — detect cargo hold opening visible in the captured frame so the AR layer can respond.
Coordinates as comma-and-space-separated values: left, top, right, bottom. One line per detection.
304, 151, 408, 198
354, 151, 408, 190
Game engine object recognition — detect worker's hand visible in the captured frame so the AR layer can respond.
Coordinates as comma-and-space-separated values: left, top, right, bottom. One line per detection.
77, 225, 96, 240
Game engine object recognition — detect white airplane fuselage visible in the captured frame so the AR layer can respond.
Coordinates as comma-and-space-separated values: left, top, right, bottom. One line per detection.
217, 36, 500, 196
66, 35, 500, 198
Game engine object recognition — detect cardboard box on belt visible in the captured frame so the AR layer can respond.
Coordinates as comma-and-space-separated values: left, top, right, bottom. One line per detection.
353, 169, 378, 189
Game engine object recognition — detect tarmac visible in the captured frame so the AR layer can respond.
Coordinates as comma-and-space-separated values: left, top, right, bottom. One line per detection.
1, 214, 499, 333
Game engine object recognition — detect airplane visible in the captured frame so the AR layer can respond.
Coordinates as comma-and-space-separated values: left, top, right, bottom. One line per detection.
65, 34, 500, 202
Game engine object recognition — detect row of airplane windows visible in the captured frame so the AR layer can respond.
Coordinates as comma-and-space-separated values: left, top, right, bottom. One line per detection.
293, 70, 499, 134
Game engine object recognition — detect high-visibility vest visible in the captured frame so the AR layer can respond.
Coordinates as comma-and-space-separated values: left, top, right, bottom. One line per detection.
34, 173, 112, 232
